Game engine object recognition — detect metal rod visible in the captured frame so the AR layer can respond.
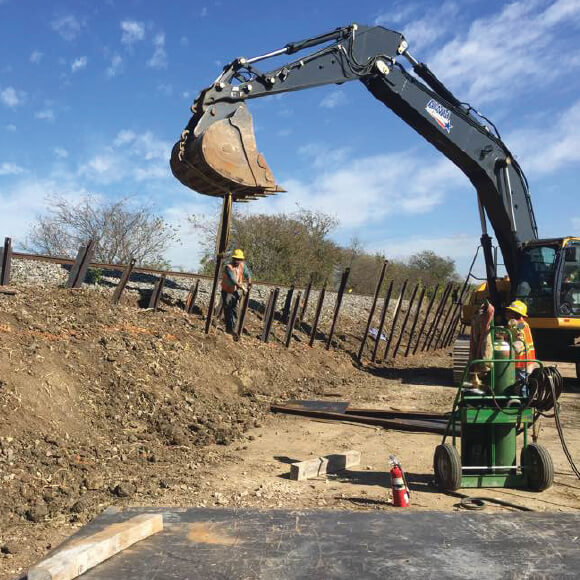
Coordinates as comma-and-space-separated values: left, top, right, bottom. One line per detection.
326, 268, 350, 350
205, 193, 232, 334
309, 283, 326, 347
112, 258, 136, 305
404, 286, 426, 357
441, 280, 471, 347
281, 285, 295, 323
503, 164, 517, 233
148, 275, 166, 311
284, 290, 302, 348
357, 260, 388, 363
261, 290, 275, 342
264, 287, 280, 343
299, 277, 313, 325
371, 280, 393, 363
392, 282, 419, 359
66, 240, 96, 288
246, 46, 289, 64
382, 280, 408, 361
422, 282, 452, 352
432, 285, 457, 350
412, 283, 439, 355
236, 282, 252, 340
0, 237, 12, 286
185, 279, 200, 314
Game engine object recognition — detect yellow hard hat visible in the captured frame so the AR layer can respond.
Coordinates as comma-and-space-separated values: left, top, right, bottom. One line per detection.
231, 249, 245, 260
506, 300, 528, 317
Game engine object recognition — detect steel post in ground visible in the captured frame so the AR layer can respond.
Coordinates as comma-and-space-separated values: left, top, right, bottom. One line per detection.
309, 284, 326, 347
281, 285, 295, 323
430, 285, 456, 351
236, 282, 252, 340
441, 284, 470, 348
205, 193, 232, 334
112, 258, 136, 305
382, 280, 408, 361
326, 268, 350, 350
444, 289, 472, 348
262, 287, 279, 343
284, 290, 302, 348
392, 282, 419, 359
299, 278, 313, 325
371, 280, 393, 363
357, 260, 388, 363
66, 240, 96, 288
412, 283, 439, 355
0, 237, 12, 286
148, 275, 166, 311
185, 279, 200, 314
261, 290, 275, 342
422, 282, 452, 352
404, 286, 426, 357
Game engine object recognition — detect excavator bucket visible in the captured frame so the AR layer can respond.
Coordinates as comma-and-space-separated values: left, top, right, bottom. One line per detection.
170, 104, 285, 200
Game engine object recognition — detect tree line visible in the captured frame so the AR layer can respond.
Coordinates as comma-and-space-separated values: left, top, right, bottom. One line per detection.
24, 196, 460, 293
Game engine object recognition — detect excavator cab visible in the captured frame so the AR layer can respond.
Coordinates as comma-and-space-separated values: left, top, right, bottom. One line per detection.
170, 101, 284, 201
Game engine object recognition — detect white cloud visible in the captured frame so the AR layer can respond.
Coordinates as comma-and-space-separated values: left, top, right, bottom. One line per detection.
34, 109, 55, 121
54, 147, 68, 159
78, 129, 171, 184
52, 14, 82, 41
572, 217, 580, 230
71, 56, 87, 73
319, 89, 347, 109
147, 33, 167, 69
428, 1, 580, 104
200, 7, 208, 17
375, 1, 460, 52
1, 86, 25, 108
298, 143, 351, 169
157, 83, 173, 97
106, 54, 123, 78
0, 162, 25, 176
121, 20, 145, 45
507, 99, 580, 175
30, 50, 43, 64
370, 233, 479, 261
5, 124, 16, 132
266, 149, 467, 229
180, 36, 189, 47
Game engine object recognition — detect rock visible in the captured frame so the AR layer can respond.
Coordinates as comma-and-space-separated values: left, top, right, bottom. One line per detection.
70, 495, 93, 514
84, 474, 105, 490
25, 503, 48, 522
111, 483, 136, 498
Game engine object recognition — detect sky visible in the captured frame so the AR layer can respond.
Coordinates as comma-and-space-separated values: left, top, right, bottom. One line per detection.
1, 0, 579, 277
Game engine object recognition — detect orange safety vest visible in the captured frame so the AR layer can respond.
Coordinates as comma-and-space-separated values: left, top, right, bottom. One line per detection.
509, 319, 536, 371
221, 262, 244, 293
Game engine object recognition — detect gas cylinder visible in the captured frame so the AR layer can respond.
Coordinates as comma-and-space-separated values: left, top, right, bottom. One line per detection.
389, 456, 410, 507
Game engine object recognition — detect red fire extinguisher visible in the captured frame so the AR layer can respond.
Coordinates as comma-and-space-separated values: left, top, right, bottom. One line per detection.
389, 455, 410, 507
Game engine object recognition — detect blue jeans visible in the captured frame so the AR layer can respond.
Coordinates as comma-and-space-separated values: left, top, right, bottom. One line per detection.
516, 369, 529, 397
222, 290, 241, 333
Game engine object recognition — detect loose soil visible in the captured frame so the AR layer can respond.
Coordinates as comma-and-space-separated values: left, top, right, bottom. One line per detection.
0, 286, 578, 579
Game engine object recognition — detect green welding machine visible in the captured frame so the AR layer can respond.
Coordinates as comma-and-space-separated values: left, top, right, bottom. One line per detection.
434, 325, 562, 491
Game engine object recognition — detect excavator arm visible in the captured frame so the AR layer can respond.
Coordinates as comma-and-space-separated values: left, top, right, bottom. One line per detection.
171, 24, 539, 286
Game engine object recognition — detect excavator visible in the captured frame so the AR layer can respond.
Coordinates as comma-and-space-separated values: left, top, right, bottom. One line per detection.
170, 24, 580, 377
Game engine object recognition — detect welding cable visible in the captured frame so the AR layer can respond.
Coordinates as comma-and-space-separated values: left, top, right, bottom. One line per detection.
442, 490, 535, 512
529, 367, 580, 480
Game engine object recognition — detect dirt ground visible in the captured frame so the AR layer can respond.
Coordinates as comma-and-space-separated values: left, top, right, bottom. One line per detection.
0, 286, 579, 579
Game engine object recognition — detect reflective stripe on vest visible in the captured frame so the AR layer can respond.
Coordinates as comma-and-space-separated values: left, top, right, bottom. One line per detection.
221, 263, 244, 293
515, 323, 536, 370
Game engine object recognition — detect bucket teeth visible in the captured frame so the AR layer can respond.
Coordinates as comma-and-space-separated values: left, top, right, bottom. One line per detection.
170, 104, 285, 200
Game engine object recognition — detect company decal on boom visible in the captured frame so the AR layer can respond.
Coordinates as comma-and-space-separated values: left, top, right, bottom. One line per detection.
425, 99, 453, 133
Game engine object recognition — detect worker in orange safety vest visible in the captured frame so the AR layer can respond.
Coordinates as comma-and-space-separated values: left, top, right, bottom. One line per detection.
505, 299, 537, 395
221, 249, 251, 336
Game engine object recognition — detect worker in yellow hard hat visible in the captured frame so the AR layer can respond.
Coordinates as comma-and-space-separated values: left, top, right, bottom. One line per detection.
505, 299, 537, 394
221, 249, 251, 336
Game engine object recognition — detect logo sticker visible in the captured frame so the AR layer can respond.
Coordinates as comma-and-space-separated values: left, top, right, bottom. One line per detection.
425, 99, 453, 133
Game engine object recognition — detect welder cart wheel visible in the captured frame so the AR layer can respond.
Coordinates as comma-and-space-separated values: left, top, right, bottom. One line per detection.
522, 443, 554, 491
434, 443, 462, 491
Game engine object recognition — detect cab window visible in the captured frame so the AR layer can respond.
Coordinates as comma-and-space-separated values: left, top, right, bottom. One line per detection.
514, 245, 557, 317
559, 242, 580, 316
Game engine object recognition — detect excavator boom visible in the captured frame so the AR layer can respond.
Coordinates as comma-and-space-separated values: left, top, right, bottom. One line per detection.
170, 24, 538, 283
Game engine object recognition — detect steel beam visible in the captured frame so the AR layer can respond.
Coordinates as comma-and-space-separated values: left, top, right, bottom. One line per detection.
357, 260, 387, 363
326, 268, 350, 350
112, 258, 136, 305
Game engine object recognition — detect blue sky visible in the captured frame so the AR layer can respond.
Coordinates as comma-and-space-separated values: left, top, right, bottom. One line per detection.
1, 0, 579, 276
